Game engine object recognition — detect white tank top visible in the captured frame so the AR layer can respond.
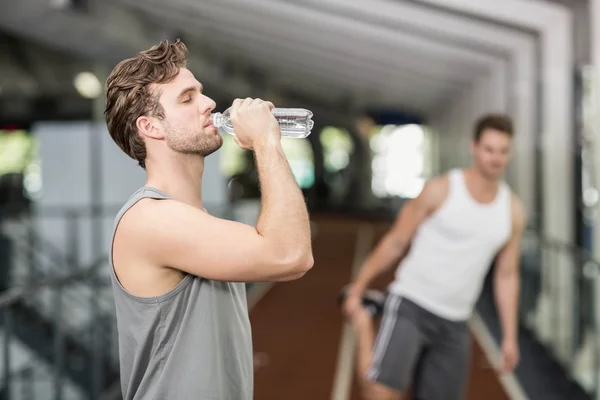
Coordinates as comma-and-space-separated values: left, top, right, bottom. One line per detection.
388, 169, 512, 321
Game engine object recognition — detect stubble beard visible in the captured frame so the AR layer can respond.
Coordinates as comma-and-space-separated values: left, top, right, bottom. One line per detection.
165, 123, 223, 157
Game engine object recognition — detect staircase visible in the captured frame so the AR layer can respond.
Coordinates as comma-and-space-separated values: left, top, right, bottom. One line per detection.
0, 211, 120, 400
1, 299, 118, 391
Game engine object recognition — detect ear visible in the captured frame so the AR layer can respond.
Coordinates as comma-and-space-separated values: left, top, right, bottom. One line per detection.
136, 115, 163, 140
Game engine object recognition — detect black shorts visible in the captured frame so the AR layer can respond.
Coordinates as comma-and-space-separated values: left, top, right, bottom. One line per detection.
366, 294, 471, 400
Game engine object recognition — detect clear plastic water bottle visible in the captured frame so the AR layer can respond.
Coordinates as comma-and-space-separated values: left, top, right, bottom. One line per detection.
211, 108, 314, 138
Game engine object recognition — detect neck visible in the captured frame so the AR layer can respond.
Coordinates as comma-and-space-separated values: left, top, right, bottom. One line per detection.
145, 152, 205, 209
465, 166, 499, 192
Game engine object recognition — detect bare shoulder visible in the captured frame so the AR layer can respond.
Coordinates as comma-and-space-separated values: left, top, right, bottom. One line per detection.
119, 196, 198, 232
390, 173, 450, 238
116, 197, 165, 233
424, 174, 449, 195
114, 197, 175, 248
115, 196, 215, 253
418, 173, 450, 211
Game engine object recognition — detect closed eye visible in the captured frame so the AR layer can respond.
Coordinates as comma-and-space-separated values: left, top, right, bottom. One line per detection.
183, 96, 193, 103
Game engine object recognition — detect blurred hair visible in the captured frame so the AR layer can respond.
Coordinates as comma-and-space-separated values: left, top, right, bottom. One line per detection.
473, 114, 514, 142
104, 39, 189, 168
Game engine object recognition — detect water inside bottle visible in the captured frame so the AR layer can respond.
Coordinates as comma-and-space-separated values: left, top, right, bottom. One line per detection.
210, 108, 314, 138
271, 108, 314, 138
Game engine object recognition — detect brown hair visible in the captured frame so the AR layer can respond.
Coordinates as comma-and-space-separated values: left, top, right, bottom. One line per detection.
473, 114, 514, 142
104, 39, 189, 168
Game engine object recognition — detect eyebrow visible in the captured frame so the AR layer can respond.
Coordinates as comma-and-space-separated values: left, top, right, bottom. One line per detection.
177, 84, 203, 99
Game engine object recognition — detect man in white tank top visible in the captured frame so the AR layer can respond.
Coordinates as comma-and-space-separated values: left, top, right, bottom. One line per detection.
341, 114, 527, 400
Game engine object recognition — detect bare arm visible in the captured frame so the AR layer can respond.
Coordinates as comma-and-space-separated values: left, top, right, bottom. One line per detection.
494, 194, 526, 346
252, 135, 313, 277
123, 98, 313, 283
350, 176, 448, 295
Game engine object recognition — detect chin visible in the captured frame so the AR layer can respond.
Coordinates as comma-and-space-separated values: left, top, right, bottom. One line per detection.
213, 135, 224, 150
485, 170, 504, 180
201, 137, 223, 157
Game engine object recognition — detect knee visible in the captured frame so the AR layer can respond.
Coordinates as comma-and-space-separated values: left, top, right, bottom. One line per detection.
361, 383, 378, 400
360, 376, 403, 400
360, 380, 374, 400
358, 372, 376, 399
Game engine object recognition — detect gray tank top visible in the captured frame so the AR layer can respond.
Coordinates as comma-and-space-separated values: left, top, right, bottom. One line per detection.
108, 187, 254, 400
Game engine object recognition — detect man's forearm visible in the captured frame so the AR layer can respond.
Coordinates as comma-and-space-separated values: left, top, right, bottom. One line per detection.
494, 272, 520, 343
253, 139, 311, 262
352, 236, 408, 293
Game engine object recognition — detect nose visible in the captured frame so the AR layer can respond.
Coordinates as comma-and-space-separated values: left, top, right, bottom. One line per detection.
200, 95, 217, 114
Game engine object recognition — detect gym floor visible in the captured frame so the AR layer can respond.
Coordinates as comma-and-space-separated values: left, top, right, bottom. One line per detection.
249, 215, 513, 400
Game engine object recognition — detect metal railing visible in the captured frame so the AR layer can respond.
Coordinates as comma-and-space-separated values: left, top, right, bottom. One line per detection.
0, 256, 113, 400
0, 204, 123, 400
0, 203, 125, 400
519, 228, 600, 400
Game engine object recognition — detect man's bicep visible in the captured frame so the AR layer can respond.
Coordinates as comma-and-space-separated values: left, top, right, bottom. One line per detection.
507, 196, 527, 251
140, 200, 279, 282
390, 200, 427, 241
496, 197, 527, 274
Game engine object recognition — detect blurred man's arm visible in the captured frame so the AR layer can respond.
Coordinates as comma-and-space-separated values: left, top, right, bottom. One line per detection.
348, 175, 448, 297
493, 194, 526, 373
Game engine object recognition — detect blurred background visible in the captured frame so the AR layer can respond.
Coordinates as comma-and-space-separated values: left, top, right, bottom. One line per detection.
0, 0, 599, 399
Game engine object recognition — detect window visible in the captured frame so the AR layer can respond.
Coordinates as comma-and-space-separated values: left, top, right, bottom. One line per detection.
220, 134, 314, 189
370, 124, 428, 199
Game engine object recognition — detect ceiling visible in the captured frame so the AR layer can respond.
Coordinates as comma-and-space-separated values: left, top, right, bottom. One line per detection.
0, 0, 577, 245
0, 32, 92, 98
0, 0, 569, 124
